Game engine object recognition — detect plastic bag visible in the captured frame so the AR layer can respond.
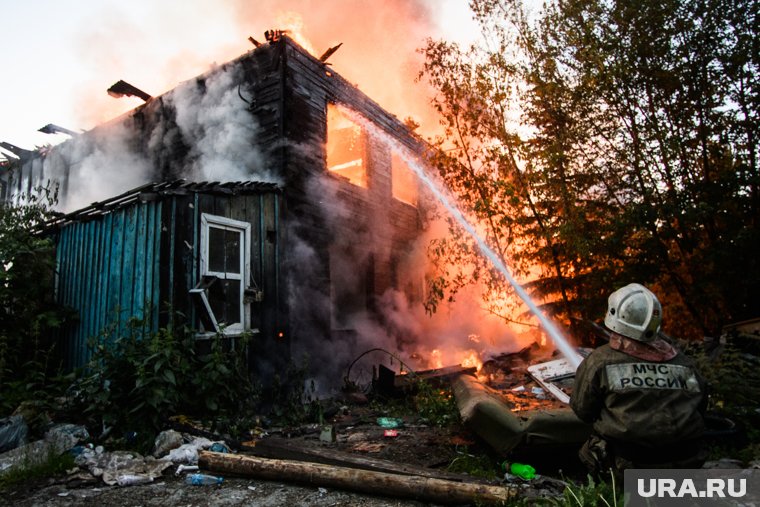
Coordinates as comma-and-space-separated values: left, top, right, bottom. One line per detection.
0, 415, 28, 453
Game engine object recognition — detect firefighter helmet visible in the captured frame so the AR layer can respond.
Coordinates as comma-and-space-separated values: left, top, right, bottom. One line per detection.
604, 283, 662, 342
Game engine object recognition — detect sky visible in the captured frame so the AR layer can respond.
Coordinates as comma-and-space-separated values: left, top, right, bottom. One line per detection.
0, 0, 480, 160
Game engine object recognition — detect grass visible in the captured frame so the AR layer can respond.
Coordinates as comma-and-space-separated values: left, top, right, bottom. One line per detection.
499, 471, 625, 507
0, 448, 76, 491
446, 447, 501, 480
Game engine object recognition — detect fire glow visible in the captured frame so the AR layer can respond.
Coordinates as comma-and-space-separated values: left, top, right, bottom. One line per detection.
32, 3, 564, 386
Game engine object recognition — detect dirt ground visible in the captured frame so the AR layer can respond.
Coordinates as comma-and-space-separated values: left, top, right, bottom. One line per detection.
0, 356, 583, 506
2, 473, 435, 507
1, 412, 524, 507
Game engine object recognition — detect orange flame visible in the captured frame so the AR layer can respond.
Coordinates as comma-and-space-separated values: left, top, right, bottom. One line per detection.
430, 349, 443, 369
274, 11, 316, 55
459, 349, 482, 372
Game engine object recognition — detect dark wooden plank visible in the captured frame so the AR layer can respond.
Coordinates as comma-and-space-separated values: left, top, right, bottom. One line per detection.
239, 437, 491, 485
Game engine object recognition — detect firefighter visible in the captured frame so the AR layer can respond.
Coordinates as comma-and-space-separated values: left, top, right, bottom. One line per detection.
570, 283, 707, 475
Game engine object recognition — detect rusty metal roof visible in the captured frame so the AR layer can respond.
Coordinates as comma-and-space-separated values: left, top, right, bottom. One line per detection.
47, 179, 280, 228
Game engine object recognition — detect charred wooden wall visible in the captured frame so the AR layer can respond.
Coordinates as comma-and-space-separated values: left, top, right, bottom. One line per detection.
8, 35, 427, 371
277, 37, 424, 342
52, 182, 283, 369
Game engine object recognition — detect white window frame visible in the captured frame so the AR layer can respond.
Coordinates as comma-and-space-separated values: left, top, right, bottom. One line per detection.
527, 357, 576, 404
198, 213, 251, 335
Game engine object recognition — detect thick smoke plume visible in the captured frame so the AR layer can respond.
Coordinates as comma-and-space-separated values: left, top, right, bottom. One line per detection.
288, 122, 533, 394
43, 123, 152, 213
170, 66, 271, 182
42, 65, 272, 212
20, 2, 529, 393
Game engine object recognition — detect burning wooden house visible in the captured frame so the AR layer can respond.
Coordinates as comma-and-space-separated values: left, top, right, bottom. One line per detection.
2, 34, 428, 375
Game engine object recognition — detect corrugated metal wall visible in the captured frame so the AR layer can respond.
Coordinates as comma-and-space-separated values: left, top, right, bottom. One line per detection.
55, 201, 163, 368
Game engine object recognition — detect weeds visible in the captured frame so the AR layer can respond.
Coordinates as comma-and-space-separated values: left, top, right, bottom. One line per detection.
550, 473, 624, 507
368, 379, 460, 427
503, 471, 624, 507
70, 317, 259, 451
446, 447, 500, 480
0, 448, 75, 491
0, 184, 72, 415
413, 380, 460, 427
262, 358, 315, 426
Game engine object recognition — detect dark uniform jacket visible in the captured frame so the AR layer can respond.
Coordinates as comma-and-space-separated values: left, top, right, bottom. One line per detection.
571, 335, 706, 458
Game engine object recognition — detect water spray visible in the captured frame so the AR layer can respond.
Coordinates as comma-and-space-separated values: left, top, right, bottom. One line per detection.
342, 107, 583, 370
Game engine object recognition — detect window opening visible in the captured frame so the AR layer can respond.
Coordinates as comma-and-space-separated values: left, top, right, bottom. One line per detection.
195, 214, 251, 335
391, 152, 418, 206
326, 104, 367, 187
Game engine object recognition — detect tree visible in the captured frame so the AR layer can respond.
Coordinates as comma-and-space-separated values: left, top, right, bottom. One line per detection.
0, 182, 69, 411
420, 0, 759, 339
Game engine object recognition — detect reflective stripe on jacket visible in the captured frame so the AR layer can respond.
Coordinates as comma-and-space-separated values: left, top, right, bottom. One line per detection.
570, 342, 706, 448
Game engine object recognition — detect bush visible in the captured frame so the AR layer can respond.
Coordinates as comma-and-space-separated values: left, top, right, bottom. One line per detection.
72, 318, 259, 449
0, 186, 72, 416
413, 381, 460, 427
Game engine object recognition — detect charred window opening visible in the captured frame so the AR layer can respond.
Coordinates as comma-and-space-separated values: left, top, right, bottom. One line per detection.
391, 152, 418, 206
326, 104, 367, 187
197, 214, 251, 335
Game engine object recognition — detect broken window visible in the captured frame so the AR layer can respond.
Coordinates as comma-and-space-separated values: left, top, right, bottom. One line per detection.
196, 214, 251, 335
326, 104, 367, 187
526, 357, 577, 404
391, 152, 418, 206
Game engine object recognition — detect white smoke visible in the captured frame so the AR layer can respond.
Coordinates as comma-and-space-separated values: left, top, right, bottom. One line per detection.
170, 65, 274, 182
44, 122, 152, 213
288, 127, 530, 395
36, 62, 274, 213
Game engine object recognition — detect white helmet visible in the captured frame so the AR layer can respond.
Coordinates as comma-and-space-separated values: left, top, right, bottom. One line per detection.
604, 283, 662, 342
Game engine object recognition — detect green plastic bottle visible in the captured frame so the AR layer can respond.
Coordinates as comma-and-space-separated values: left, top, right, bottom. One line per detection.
502, 462, 536, 480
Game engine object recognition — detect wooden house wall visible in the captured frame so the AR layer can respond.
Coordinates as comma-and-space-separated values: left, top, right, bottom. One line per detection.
163, 191, 285, 348
54, 189, 282, 370
279, 39, 424, 331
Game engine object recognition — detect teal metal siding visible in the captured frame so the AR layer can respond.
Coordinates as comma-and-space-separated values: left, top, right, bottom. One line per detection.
56, 201, 163, 368
53, 182, 282, 373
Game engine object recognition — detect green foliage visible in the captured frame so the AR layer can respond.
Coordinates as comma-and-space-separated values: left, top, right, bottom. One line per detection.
690, 341, 760, 453
412, 381, 460, 427
420, 0, 760, 339
0, 185, 72, 415
503, 473, 623, 507
0, 448, 76, 492
261, 358, 317, 426
694, 344, 760, 417
547, 474, 624, 507
446, 447, 500, 480
368, 379, 460, 427
72, 318, 258, 448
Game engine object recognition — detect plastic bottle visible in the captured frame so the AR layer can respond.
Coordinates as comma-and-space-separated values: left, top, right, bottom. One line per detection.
185, 473, 224, 486
209, 442, 230, 453
502, 462, 536, 480
175, 464, 199, 476
117, 474, 153, 486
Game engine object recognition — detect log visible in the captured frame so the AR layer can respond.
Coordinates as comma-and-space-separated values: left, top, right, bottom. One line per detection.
243, 436, 490, 484
199, 451, 516, 505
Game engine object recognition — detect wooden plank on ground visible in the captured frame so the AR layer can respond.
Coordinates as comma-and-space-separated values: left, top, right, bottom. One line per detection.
400, 364, 478, 386
199, 451, 515, 505
241, 436, 488, 484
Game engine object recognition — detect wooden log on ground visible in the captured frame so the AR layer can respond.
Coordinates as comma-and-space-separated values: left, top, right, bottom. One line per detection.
199, 451, 516, 505
243, 436, 490, 484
